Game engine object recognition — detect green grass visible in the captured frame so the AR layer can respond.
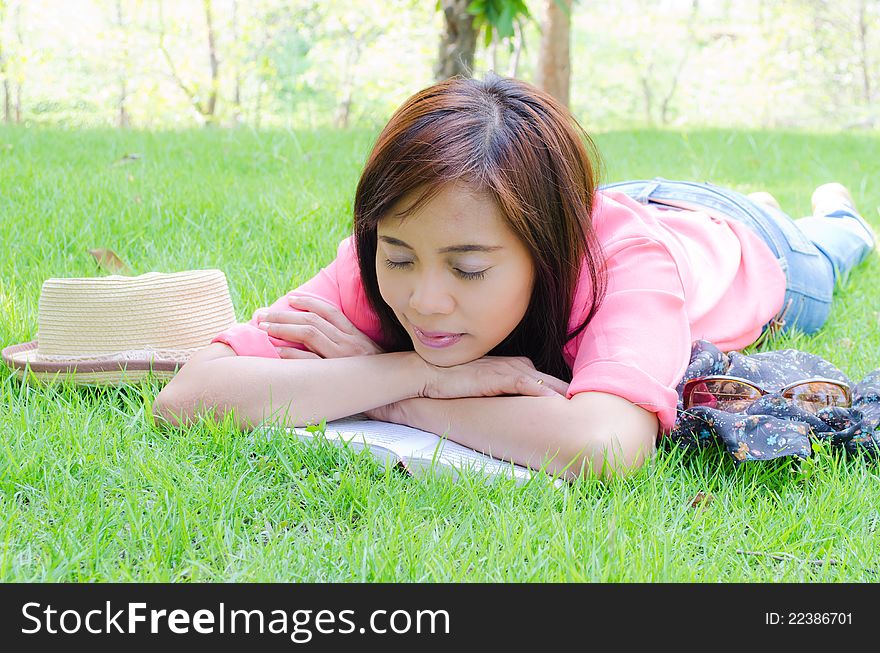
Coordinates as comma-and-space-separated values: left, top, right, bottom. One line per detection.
1, 125, 879, 582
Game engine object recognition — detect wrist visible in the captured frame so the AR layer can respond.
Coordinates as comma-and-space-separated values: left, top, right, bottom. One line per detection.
406, 351, 432, 399
397, 396, 450, 435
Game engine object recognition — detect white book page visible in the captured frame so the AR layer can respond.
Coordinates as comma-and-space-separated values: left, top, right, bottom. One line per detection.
258, 414, 565, 488
408, 437, 562, 486
255, 416, 418, 470
302, 415, 443, 456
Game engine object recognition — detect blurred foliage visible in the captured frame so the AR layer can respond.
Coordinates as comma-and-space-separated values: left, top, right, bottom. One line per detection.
0, 0, 876, 131
466, 0, 534, 47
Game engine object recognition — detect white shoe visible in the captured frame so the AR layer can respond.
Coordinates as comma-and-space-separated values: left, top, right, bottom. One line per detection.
811, 182, 876, 251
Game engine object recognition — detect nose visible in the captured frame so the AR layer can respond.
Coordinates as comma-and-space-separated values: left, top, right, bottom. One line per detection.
408, 268, 456, 316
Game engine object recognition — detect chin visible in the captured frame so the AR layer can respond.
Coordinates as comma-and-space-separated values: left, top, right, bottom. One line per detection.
413, 343, 483, 368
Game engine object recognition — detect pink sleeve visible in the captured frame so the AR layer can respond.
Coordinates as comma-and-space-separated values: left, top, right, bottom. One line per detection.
211, 239, 349, 358
566, 235, 691, 434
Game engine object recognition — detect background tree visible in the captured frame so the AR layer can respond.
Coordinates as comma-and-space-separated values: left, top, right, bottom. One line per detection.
640, 0, 702, 126
1, 0, 876, 131
435, 0, 532, 80
157, 0, 221, 126
536, 0, 572, 106
855, 0, 876, 121
225, 1, 317, 129
111, 0, 131, 128
2, 0, 23, 123
799, 0, 878, 128
321, 3, 383, 129
230, 0, 242, 123
0, 0, 9, 123
435, 0, 477, 79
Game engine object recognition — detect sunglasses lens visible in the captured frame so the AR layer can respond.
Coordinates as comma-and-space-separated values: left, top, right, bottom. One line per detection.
783, 382, 849, 412
687, 380, 762, 412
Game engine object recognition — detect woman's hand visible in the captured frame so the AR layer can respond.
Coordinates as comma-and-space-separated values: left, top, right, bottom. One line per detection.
363, 401, 407, 424
256, 294, 385, 359
364, 356, 569, 424
421, 355, 569, 400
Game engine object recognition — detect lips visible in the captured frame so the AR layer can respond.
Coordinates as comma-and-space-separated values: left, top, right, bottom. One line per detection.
413, 325, 463, 338
408, 319, 465, 348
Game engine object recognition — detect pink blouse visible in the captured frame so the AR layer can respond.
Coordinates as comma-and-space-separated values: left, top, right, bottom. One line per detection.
211, 190, 787, 434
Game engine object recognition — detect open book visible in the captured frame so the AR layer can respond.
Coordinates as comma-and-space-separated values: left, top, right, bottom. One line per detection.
255, 413, 566, 488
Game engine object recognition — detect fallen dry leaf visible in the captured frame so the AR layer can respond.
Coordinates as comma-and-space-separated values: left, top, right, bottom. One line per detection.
689, 492, 715, 510
88, 248, 132, 275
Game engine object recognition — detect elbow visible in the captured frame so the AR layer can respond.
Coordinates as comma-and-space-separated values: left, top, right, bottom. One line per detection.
151, 381, 190, 429
151, 366, 207, 429
558, 428, 657, 483
151, 361, 255, 432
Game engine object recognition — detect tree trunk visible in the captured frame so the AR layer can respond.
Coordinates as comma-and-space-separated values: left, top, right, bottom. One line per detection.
508, 20, 524, 78
0, 42, 9, 123
255, 81, 264, 129
3, 78, 10, 123
640, 70, 654, 125
434, 0, 477, 80
118, 79, 130, 128
0, 2, 8, 122
334, 89, 352, 129
115, 0, 130, 128
334, 31, 362, 129
536, 0, 572, 107
203, 0, 219, 125
658, 0, 701, 125
231, 0, 242, 124
13, 0, 22, 123
857, 0, 872, 106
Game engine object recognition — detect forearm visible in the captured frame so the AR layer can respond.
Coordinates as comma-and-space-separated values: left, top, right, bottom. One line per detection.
159, 352, 427, 429
398, 395, 654, 481
398, 395, 594, 480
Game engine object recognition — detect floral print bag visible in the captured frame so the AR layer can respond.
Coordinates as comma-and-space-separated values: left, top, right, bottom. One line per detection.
669, 339, 880, 462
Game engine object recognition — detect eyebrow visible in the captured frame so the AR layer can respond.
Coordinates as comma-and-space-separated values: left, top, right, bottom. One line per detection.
377, 235, 504, 254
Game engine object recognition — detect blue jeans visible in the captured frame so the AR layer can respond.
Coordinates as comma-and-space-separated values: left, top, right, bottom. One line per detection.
599, 178, 875, 340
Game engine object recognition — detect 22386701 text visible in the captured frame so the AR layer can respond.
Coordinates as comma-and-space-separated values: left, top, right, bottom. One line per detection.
765, 612, 852, 625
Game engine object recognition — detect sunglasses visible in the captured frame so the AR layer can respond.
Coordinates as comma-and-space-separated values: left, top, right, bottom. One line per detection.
682, 375, 852, 414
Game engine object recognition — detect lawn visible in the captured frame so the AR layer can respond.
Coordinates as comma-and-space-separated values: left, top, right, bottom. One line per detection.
1, 125, 878, 581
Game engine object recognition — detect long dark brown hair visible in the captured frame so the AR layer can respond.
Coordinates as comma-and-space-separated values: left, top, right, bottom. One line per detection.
353, 73, 607, 383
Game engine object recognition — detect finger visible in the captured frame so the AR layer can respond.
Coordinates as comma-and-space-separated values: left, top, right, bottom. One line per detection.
261, 306, 344, 338
260, 306, 348, 354
276, 346, 322, 360
251, 306, 272, 321
533, 372, 568, 396
282, 297, 385, 355
506, 360, 566, 396
258, 321, 338, 357
515, 376, 559, 397
287, 295, 358, 334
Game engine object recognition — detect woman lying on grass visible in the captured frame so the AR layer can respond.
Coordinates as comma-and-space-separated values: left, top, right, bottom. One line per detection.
152, 72, 876, 481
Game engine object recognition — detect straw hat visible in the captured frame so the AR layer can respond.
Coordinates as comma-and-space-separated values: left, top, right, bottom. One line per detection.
1, 270, 237, 385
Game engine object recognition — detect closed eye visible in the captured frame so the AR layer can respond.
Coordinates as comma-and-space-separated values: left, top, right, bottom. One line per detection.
383, 259, 487, 281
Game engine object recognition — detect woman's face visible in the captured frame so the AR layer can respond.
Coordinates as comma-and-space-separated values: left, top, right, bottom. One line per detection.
376, 182, 536, 367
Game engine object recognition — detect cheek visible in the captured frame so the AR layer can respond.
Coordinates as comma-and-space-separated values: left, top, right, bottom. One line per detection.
486, 269, 532, 312
375, 267, 402, 309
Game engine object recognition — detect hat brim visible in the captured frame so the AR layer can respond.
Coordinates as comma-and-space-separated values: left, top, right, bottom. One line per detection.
2, 341, 182, 385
